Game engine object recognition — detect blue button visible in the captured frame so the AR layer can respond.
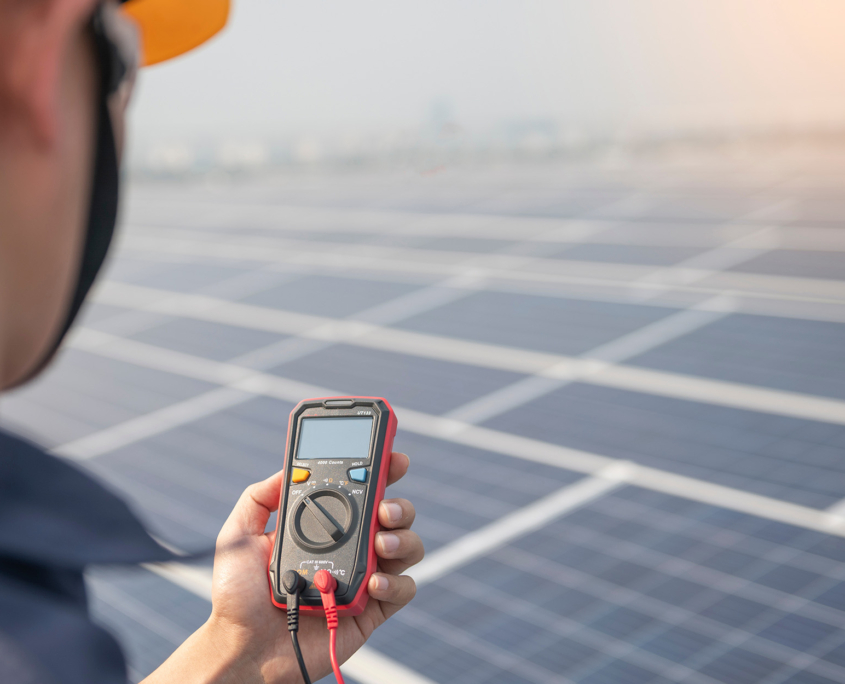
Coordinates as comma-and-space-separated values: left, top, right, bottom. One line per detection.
349, 468, 368, 483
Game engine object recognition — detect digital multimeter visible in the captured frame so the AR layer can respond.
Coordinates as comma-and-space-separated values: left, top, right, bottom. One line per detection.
269, 397, 397, 617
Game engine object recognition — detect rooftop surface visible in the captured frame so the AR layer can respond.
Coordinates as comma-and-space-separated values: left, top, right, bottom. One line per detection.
5, 147, 845, 684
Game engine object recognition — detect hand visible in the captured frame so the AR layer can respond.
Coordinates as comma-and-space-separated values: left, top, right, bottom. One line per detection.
146, 453, 423, 684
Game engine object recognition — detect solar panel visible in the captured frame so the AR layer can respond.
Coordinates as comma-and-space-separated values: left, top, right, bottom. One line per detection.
4, 154, 845, 684
369, 487, 845, 684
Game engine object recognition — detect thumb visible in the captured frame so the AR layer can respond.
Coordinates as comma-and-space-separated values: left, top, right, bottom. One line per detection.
218, 469, 285, 545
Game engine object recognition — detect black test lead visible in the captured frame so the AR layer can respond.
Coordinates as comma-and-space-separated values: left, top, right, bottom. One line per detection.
282, 570, 311, 684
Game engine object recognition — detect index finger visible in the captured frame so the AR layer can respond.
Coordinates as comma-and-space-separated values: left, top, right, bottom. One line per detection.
386, 452, 410, 487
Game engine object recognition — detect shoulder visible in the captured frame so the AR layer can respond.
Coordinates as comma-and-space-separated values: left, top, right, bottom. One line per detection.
0, 429, 175, 567
0, 429, 178, 683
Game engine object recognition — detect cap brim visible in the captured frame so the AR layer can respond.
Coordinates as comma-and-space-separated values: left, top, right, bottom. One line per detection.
120, 0, 230, 67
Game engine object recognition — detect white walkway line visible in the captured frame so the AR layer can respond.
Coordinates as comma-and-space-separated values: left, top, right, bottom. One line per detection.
124, 196, 841, 252
88, 576, 192, 644
445, 296, 733, 424
353, 273, 485, 326
87, 283, 845, 428
413, 466, 629, 586
61, 267, 498, 458
578, 296, 735, 364
93, 280, 559, 372
90, 268, 303, 339
443, 230, 767, 425
143, 562, 438, 684
826, 498, 845, 518
91, 282, 327, 336
115, 237, 845, 328
144, 562, 213, 601
228, 272, 483, 370
67, 270, 488, 458
121, 229, 845, 305
68, 327, 256, 385
590, 364, 845, 426
128, 201, 633, 239
344, 647, 440, 684
443, 376, 566, 426
55, 387, 254, 460
628, 227, 777, 301
123, 199, 612, 242
399, 411, 845, 537
65, 333, 845, 538
91, 245, 488, 377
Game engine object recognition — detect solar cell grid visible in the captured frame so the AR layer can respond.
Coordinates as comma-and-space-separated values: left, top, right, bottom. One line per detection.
129, 318, 285, 361
396, 291, 676, 356
730, 250, 845, 281
491, 383, 845, 508
467, 191, 628, 219
5, 154, 845, 683
79, 302, 137, 324
240, 275, 424, 318
87, 568, 209, 679
418, 237, 522, 253
549, 244, 706, 266
274, 344, 528, 414
592, 195, 770, 223
628, 314, 845, 402
0, 350, 219, 446
108, 260, 259, 293
369, 487, 845, 684
87, 401, 584, 556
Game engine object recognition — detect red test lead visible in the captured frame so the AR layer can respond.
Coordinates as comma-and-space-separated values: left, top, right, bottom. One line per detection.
314, 570, 345, 684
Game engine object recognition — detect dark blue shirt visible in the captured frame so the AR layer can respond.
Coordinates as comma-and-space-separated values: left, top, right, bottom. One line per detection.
0, 430, 177, 684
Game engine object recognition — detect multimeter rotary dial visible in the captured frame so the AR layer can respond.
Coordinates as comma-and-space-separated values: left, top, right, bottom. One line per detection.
290, 488, 354, 551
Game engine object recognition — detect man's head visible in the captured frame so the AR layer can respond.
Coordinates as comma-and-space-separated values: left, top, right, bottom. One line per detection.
0, 0, 228, 391
0, 0, 104, 390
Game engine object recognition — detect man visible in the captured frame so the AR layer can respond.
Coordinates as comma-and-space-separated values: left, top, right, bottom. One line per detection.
0, 1, 424, 682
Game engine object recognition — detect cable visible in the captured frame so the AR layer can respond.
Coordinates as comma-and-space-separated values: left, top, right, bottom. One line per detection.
314, 570, 346, 684
329, 629, 343, 683
282, 570, 312, 684
290, 631, 310, 684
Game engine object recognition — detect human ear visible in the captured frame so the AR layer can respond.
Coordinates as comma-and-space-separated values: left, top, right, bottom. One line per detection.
0, 0, 98, 147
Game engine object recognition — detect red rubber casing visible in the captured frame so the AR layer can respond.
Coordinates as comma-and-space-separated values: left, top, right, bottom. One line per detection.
268, 396, 397, 616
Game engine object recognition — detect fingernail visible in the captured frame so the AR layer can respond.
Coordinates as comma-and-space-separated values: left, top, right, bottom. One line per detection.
379, 532, 400, 554
383, 502, 402, 522
371, 574, 389, 592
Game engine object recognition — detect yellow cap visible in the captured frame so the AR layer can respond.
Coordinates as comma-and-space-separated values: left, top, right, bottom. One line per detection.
120, 0, 230, 67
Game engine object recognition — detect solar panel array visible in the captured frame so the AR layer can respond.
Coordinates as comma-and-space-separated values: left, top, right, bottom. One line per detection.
5, 150, 845, 683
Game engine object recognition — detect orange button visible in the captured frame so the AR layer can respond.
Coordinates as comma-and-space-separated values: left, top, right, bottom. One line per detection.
291, 468, 311, 484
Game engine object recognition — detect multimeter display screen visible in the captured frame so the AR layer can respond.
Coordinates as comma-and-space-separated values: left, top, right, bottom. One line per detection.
296, 417, 374, 460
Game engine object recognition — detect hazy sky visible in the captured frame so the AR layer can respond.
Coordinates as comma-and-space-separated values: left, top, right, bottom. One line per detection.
128, 0, 845, 153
